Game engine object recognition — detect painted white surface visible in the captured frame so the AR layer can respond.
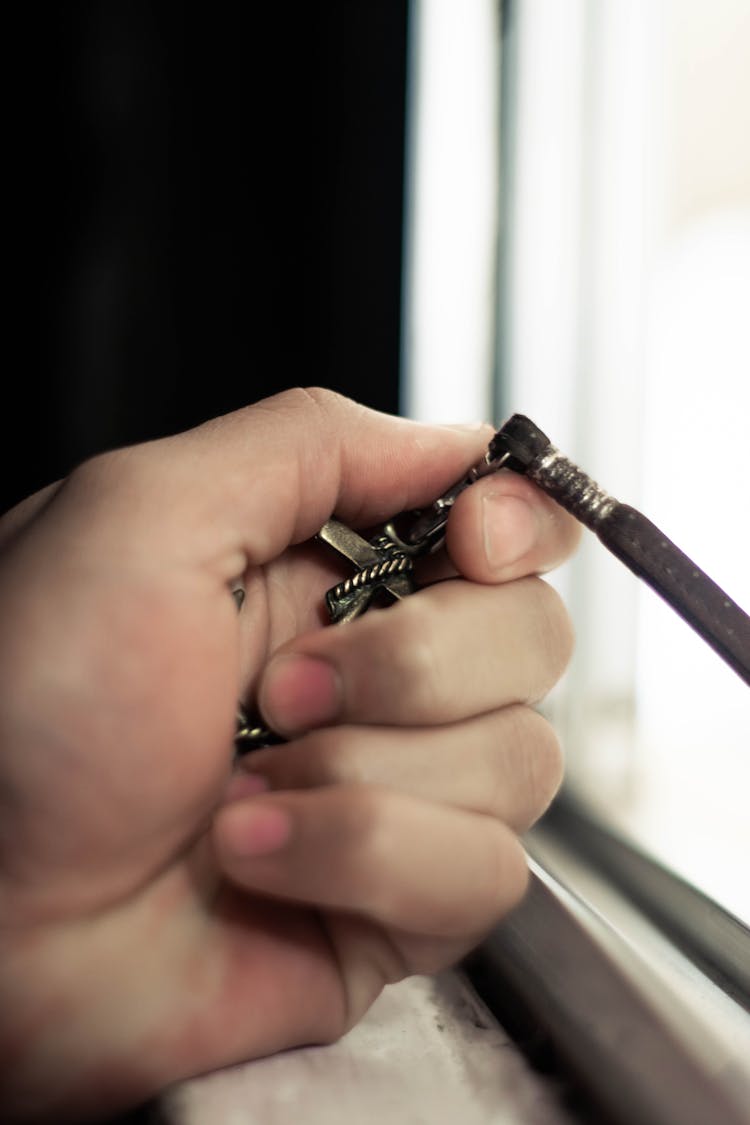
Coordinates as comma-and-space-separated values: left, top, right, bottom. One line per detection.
163, 972, 573, 1124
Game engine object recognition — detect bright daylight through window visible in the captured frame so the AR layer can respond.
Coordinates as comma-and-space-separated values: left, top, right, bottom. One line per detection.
402, 0, 750, 923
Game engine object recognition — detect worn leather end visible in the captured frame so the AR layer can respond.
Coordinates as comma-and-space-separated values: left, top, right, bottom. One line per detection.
489, 415, 552, 469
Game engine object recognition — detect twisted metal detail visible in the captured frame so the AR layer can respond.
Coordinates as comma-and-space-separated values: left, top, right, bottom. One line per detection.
329, 552, 413, 601
325, 551, 414, 624
529, 449, 616, 528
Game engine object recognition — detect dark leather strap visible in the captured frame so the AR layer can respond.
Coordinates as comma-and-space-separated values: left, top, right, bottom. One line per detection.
490, 415, 750, 686
599, 504, 750, 685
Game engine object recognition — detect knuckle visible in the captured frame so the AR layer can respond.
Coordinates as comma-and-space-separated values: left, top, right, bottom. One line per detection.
484, 822, 529, 920
299, 385, 346, 411
528, 579, 575, 699
378, 598, 443, 720
67, 447, 157, 510
289, 385, 349, 426
271, 385, 337, 411
68, 448, 128, 490
257, 387, 346, 448
344, 786, 405, 915
481, 707, 563, 830
345, 782, 388, 842
303, 729, 365, 786
509, 707, 564, 829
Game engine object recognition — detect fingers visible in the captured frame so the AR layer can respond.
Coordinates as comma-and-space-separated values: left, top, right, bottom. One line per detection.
239, 704, 563, 834
442, 469, 582, 584
53, 389, 495, 575
0, 482, 61, 550
258, 576, 574, 735
213, 785, 528, 938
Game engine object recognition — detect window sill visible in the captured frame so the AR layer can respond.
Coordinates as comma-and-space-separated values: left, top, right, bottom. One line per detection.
464, 799, 750, 1125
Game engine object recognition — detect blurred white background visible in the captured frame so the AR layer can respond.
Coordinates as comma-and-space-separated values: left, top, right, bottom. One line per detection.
403, 0, 750, 920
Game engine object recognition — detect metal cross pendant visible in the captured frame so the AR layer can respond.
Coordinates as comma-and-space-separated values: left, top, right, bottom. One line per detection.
316, 519, 417, 623
318, 436, 514, 624
235, 441, 510, 751
234, 522, 416, 748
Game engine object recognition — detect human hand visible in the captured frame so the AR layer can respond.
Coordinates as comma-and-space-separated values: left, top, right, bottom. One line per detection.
0, 388, 579, 1122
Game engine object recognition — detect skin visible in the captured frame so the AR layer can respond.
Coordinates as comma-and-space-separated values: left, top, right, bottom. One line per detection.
0, 388, 580, 1123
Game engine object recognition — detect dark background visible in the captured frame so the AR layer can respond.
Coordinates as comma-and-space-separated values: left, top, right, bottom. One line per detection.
4, 2, 408, 514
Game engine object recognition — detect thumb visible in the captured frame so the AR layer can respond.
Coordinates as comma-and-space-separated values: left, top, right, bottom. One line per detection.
5, 388, 492, 586
144, 387, 493, 566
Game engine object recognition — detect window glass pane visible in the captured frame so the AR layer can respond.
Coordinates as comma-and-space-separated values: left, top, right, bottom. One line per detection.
500, 0, 750, 920
401, 0, 500, 423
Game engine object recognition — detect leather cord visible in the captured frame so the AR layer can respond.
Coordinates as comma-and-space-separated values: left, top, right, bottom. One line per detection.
491, 415, 750, 686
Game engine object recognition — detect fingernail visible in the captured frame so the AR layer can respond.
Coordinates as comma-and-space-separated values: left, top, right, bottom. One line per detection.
221, 802, 292, 857
260, 654, 342, 734
482, 493, 539, 572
